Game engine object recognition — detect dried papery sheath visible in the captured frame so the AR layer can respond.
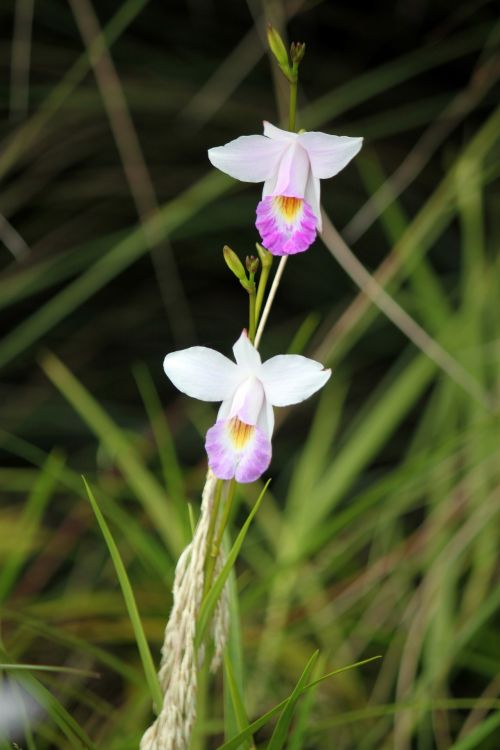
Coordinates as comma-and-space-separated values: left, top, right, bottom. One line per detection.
140, 472, 229, 750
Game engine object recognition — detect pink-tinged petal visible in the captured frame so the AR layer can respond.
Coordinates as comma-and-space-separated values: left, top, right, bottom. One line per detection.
256, 195, 317, 256
205, 418, 271, 483
304, 172, 322, 230
263, 121, 296, 142
257, 398, 275, 440
263, 173, 278, 198
272, 144, 294, 195
217, 397, 232, 421
163, 347, 241, 402
298, 132, 363, 180
274, 143, 310, 197
229, 376, 265, 425
208, 135, 287, 183
261, 354, 331, 406
232, 330, 262, 371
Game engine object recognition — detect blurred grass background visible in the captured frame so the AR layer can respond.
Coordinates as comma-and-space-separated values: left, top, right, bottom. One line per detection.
1, 0, 500, 748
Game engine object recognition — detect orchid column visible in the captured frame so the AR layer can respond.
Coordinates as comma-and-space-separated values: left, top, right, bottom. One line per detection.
141, 27, 362, 750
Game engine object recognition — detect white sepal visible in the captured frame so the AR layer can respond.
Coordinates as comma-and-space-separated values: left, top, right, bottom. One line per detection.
163, 347, 241, 402
208, 135, 287, 183
232, 330, 262, 371
304, 172, 322, 230
298, 132, 363, 180
263, 121, 296, 142
261, 354, 331, 406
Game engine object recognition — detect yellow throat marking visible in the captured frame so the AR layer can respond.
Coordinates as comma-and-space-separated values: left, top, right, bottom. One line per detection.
274, 196, 303, 221
228, 418, 254, 449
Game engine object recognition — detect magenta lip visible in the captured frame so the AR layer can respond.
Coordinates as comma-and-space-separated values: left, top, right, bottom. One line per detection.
256, 195, 317, 256
205, 418, 272, 483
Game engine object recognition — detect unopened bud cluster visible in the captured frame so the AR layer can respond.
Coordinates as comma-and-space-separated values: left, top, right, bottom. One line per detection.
223, 244, 272, 294
267, 24, 306, 81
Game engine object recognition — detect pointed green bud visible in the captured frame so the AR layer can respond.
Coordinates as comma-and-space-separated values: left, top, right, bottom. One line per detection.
245, 255, 260, 275
256, 242, 273, 269
290, 41, 306, 65
267, 24, 292, 80
223, 245, 246, 281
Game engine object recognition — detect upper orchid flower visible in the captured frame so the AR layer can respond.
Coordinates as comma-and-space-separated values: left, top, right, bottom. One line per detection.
208, 122, 362, 256
163, 330, 331, 483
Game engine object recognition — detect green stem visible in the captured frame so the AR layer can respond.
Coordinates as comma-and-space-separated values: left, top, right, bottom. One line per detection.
254, 262, 271, 325
248, 283, 257, 343
289, 62, 298, 131
203, 479, 223, 596
212, 480, 236, 562
203, 480, 236, 596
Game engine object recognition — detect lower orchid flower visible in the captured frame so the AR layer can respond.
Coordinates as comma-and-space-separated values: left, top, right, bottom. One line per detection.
163, 330, 331, 483
208, 121, 362, 256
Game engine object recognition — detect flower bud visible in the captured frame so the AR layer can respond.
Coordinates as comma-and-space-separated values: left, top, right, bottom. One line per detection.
256, 242, 273, 269
290, 41, 306, 65
245, 255, 260, 275
267, 24, 289, 70
267, 24, 292, 80
223, 245, 246, 281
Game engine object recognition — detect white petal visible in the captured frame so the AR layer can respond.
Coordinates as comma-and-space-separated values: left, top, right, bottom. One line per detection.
304, 172, 322, 230
263, 121, 297, 142
163, 347, 241, 402
229, 376, 265, 425
232, 330, 261, 372
257, 398, 275, 439
217, 397, 233, 421
261, 354, 331, 406
262, 173, 278, 197
208, 135, 287, 183
274, 142, 310, 198
298, 132, 363, 180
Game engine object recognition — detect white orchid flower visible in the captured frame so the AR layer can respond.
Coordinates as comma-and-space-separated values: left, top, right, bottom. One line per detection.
208, 121, 362, 256
163, 330, 331, 483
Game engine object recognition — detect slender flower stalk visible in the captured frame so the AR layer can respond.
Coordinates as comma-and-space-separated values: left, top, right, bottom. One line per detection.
254, 254, 289, 349
248, 288, 256, 342
202, 478, 224, 594
254, 244, 273, 324
203, 479, 236, 596
245, 258, 258, 343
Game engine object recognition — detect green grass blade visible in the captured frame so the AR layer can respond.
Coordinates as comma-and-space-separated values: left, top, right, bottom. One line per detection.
133, 362, 189, 540
287, 676, 318, 750
0, 450, 64, 603
223, 651, 253, 750
41, 351, 182, 556
215, 657, 380, 750
302, 23, 489, 128
223, 542, 247, 744
82, 477, 163, 713
0, 652, 96, 750
25, 678, 96, 748
0, 171, 230, 371
449, 712, 500, 750
0, 663, 99, 678
0, 0, 150, 181
266, 650, 319, 750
